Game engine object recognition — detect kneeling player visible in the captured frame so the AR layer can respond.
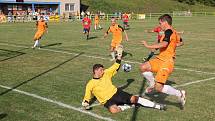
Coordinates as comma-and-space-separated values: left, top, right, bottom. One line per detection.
82, 51, 166, 113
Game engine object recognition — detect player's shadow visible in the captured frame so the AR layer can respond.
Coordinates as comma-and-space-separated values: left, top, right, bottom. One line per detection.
40, 43, 62, 48
0, 113, 7, 120
87, 36, 98, 40
118, 79, 135, 90
0, 53, 83, 96
131, 79, 146, 121
122, 51, 133, 58
0, 48, 26, 62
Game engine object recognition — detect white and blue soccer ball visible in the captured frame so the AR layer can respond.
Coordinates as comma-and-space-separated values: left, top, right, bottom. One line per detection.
122, 63, 132, 72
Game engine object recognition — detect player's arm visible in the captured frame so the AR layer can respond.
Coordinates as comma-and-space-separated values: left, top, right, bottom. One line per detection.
177, 38, 184, 47
35, 21, 38, 29
104, 27, 110, 38
45, 22, 48, 33
106, 54, 122, 76
82, 81, 94, 109
142, 29, 172, 49
118, 25, 128, 41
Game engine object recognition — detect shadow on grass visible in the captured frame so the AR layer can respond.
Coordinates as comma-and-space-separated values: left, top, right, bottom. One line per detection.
118, 79, 135, 90
0, 52, 84, 96
0, 113, 7, 120
0, 48, 27, 62
130, 79, 146, 121
87, 36, 98, 40
41, 43, 62, 48
122, 51, 133, 58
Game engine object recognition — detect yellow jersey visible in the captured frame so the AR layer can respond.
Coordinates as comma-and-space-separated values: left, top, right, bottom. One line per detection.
83, 62, 120, 104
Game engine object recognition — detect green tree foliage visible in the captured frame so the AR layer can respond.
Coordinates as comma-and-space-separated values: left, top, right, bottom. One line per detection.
176, 0, 215, 6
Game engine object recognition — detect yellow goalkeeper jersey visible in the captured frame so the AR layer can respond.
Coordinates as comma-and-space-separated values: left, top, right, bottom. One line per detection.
83, 62, 120, 104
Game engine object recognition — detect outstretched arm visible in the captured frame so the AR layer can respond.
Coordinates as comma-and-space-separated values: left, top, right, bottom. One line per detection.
124, 30, 129, 41
82, 82, 94, 109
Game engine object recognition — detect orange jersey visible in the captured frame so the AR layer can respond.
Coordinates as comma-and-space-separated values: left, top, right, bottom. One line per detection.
94, 15, 99, 21
36, 20, 47, 32
156, 29, 179, 61
106, 24, 124, 42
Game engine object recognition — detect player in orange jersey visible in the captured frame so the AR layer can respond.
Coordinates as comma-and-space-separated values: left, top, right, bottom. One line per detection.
140, 14, 186, 109
104, 18, 128, 61
94, 14, 102, 30
32, 16, 48, 49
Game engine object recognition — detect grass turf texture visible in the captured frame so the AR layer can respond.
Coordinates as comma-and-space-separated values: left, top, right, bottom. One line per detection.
0, 16, 215, 121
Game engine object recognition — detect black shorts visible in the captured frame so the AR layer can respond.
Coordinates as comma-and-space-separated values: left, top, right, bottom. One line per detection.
104, 89, 132, 108
123, 22, 128, 25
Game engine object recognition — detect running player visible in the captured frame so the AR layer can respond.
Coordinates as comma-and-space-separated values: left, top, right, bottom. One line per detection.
82, 14, 91, 40
32, 16, 48, 49
140, 14, 186, 108
104, 18, 128, 61
94, 14, 102, 30
122, 12, 129, 29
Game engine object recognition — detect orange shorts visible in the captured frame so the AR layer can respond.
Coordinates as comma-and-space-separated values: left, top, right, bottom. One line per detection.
149, 58, 174, 84
34, 31, 44, 40
111, 40, 121, 48
94, 21, 99, 25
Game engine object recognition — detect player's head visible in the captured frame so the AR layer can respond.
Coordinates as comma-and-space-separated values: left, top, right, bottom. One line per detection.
158, 14, 172, 30
93, 64, 104, 77
111, 18, 116, 26
40, 16, 44, 20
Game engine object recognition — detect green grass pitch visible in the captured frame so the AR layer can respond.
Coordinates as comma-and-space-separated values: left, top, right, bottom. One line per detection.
0, 16, 215, 121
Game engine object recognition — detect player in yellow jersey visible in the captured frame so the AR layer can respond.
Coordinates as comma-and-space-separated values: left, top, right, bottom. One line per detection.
32, 16, 48, 49
104, 18, 128, 61
94, 14, 102, 30
140, 14, 186, 109
82, 50, 166, 113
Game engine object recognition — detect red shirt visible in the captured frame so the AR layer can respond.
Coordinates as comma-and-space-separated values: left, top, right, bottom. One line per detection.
82, 17, 91, 28
153, 26, 164, 41
122, 14, 129, 22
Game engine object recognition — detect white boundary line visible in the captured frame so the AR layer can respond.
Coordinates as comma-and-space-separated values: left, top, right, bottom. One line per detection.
84, 76, 215, 109
0, 42, 214, 75
174, 77, 215, 88
0, 84, 114, 121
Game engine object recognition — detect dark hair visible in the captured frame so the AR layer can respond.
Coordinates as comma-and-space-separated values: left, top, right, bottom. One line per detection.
159, 14, 172, 25
93, 64, 104, 73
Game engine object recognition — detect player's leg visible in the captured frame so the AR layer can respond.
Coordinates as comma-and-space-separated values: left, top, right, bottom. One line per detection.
33, 32, 40, 48
130, 96, 166, 110
140, 59, 158, 93
86, 28, 90, 40
110, 41, 117, 61
155, 62, 186, 107
94, 23, 97, 30
108, 105, 122, 113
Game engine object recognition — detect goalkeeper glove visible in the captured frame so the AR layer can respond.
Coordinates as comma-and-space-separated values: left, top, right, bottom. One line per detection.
82, 100, 90, 110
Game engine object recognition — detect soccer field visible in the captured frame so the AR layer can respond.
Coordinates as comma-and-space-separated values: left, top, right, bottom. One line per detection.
0, 16, 215, 121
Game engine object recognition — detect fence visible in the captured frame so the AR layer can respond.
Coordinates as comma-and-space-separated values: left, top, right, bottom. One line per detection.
0, 12, 215, 23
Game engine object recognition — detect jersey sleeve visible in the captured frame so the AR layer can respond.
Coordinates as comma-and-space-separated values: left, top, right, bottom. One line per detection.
106, 27, 111, 34
163, 29, 173, 43
118, 25, 124, 32
153, 27, 159, 32
83, 80, 94, 102
105, 60, 121, 77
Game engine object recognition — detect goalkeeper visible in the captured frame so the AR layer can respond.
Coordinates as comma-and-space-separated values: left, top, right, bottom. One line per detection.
82, 50, 166, 113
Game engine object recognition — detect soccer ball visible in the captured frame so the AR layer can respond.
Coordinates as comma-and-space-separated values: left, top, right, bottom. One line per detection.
122, 63, 132, 72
